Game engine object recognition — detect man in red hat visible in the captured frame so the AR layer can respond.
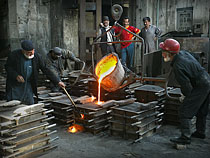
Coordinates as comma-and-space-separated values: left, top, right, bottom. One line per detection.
159, 38, 210, 144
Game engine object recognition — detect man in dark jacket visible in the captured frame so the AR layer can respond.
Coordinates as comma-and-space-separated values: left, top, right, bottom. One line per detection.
98, 16, 115, 56
160, 38, 210, 144
46, 47, 82, 92
5, 40, 65, 105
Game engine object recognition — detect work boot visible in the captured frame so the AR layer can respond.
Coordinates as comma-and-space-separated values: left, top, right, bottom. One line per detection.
191, 131, 205, 139
170, 135, 191, 144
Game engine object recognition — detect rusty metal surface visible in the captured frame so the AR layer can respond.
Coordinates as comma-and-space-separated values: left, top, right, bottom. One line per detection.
0, 102, 58, 158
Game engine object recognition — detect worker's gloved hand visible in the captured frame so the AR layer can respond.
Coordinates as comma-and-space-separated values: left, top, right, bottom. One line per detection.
75, 58, 82, 63
179, 93, 185, 103
16, 75, 25, 83
58, 81, 65, 89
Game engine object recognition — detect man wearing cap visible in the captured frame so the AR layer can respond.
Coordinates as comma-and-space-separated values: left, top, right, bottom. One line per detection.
159, 38, 210, 145
5, 40, 65, 105
98, 16, 115, 56
45, 47, 82, 92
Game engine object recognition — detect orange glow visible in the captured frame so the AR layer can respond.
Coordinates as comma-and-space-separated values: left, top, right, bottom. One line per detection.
68, 124, 84, 133
68, 126, 77, 133
81, 114, 85, 119
91, 96, 96, 102
96, 100, 104, 105
95, 54, 118, 103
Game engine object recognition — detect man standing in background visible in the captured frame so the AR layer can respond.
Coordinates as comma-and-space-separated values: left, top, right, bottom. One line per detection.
98, 16, 115, 56
140, 17, 161, 54
114, 17, 140, 71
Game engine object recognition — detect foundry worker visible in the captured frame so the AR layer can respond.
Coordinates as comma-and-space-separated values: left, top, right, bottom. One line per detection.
140, 17, 161, 54
5, 40, 65, 105
98, 16, 115, 56
159, 38, 210, 144
114, 17, 140, 71
46, 47, 82, 92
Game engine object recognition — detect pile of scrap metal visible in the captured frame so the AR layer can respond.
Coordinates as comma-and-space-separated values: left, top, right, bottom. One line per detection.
0, 101, 57, 158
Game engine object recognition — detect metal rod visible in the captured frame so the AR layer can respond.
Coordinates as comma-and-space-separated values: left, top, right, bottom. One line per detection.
62, 87, 81, 116
93, 40, 142, 45
62, 87, 76, 106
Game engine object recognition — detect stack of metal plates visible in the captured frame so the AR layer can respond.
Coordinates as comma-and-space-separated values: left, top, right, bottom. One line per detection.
134, 85, 165, 103
134, 85, 165, 125
74, 101, 116, 134
165, 88, 196, 128
50, 98, 75, 126
0, 101, 58, 158
0, 75, 6, 100
36, 86, 66, 109
110, 101, 162, 143
164, 88, 181, 125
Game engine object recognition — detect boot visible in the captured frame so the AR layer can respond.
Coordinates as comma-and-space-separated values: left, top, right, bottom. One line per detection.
170, 135, 191, 144
191, 131, 205, 139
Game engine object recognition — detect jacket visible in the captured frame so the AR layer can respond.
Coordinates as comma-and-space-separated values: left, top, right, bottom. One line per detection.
171, 50, 210, 96
5, 49, 60, 97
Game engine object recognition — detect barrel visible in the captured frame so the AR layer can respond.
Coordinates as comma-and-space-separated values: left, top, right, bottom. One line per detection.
95, 53, 125, 92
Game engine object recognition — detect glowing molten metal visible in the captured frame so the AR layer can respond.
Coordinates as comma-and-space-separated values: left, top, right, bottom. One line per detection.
95, 54, 118, 104
68, 124, 84, 133
81, 114, 85, 119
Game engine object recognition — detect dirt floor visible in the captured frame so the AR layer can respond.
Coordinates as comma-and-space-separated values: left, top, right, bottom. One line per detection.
39, 114, 210, 158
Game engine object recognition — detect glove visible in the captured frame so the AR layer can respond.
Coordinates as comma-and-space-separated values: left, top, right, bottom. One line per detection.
74, 58, 82, 63
179, 93, 185, 103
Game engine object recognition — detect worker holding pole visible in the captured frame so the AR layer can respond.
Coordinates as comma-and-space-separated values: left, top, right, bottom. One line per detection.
160, 38, 210, 145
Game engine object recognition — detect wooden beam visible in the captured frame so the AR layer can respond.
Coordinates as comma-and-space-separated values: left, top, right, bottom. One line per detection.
96, 0, 102, 61
96, 0, 102, 32
79, 0, 86, 61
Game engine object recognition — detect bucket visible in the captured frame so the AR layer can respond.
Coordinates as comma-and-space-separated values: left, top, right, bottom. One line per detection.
95, 53, 125, 92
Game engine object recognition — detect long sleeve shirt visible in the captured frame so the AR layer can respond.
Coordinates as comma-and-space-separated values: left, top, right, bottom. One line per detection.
114, 25, 140, 49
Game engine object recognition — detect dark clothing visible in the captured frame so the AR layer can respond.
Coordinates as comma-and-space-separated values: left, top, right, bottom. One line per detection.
5, 49, 60, 104
46, 53, 63, 92
99, 27, 115, 56
171, 50, 210, 138
45, 49, 80, 92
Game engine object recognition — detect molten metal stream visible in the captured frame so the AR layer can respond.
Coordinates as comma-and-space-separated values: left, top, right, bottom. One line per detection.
95, 54, 118, 104
97, 66, 116, 104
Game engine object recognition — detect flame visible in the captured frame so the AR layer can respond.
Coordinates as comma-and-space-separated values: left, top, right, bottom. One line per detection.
68, 126, 77, 133
81, 114, 85, 119
95, 54, 118, 103
68, 124, 84, 133
91, 96, 96, 102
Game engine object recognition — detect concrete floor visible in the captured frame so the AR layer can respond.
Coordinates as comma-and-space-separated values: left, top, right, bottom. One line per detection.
40, 114, 210, 158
